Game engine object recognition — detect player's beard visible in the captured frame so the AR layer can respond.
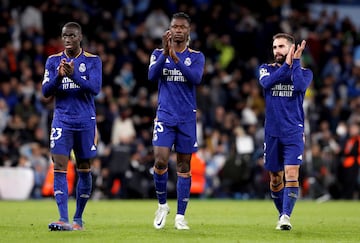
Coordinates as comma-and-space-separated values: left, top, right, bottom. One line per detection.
275, 54, 286, 65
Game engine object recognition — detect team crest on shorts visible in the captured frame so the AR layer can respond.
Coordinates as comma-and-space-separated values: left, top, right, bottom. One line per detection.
152, 133, 158, 141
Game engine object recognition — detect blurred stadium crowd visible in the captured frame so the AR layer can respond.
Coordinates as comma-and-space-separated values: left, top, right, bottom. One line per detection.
0, 0, 360, 200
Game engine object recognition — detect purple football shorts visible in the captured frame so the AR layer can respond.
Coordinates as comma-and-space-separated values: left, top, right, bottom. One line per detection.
263, 133, 304, 172
152, 119, 198, 154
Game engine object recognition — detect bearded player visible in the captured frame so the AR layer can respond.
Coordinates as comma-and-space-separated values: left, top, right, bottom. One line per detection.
258, 33, 313, 230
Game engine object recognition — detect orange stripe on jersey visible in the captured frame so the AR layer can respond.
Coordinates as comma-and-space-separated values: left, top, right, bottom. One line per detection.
187, 48, 201, 53
48, 51, 64, 58
84, 51, 97, 57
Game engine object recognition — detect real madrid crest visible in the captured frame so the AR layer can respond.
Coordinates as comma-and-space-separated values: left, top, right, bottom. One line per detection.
184, 57, 191, 66
79, 63, 86, 72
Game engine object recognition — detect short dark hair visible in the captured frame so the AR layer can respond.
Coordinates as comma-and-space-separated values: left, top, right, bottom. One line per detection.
273, 33, 295, 44
172, 12, 191, 25
63, 22, 82, 33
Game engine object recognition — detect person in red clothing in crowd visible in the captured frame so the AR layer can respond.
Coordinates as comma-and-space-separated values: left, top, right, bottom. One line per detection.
339, 121, 360, 199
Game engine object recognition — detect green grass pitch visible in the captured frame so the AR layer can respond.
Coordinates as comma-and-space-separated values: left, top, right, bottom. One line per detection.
0, 199, 359, 243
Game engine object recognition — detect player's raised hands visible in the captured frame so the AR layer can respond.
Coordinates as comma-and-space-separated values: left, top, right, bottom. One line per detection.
58, 59, 74, 77
285, 44, 295, 66
169, 46, 179, 63
162, 30, 171, 56
294, 40, 306, 59
58, 58, 66, 76
63, 60, 74, 76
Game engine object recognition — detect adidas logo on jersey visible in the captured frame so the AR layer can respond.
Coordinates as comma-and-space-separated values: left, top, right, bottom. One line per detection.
193, 142, 198, 147
297, 155, 302, 161
91, 145, 97, 151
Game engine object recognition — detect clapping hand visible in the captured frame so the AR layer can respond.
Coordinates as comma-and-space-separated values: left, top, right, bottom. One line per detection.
162, 30, 179, 63
286, 40, 306, 66
63, 60, 74, 76
58, 59, 74, 77
294, 40, 306, 59
58, 58, 66, 76
169, 45, 179, 63
162, 30, 171, 56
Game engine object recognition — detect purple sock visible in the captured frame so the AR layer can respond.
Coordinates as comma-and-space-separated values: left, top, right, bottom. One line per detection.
73, 171, 92, 224
54, 172, 68, 222
283, 186, 299, 217
154, 171, 168, 204
177, 176, 191, 215
270, 188, 284, 216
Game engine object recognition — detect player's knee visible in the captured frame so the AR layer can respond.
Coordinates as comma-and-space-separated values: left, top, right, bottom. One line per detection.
270, 178, 284, 192
77, 159, 91, 170
176, 160, 190, 173
269, 171, 284, 191
285, 166, 299, 181
154, 161, 168, 175
270, 171, 283, 184
154, 160, 168, 169
53, 159, 68, 171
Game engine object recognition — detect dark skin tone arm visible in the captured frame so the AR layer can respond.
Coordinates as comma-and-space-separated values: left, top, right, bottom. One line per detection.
52, 25, 91, 172
154, 17, 192, 176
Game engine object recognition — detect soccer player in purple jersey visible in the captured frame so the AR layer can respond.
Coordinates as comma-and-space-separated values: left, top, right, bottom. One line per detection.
148, 12, 205, 230
42, 22, 102, 231
258, 33, 313, 230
